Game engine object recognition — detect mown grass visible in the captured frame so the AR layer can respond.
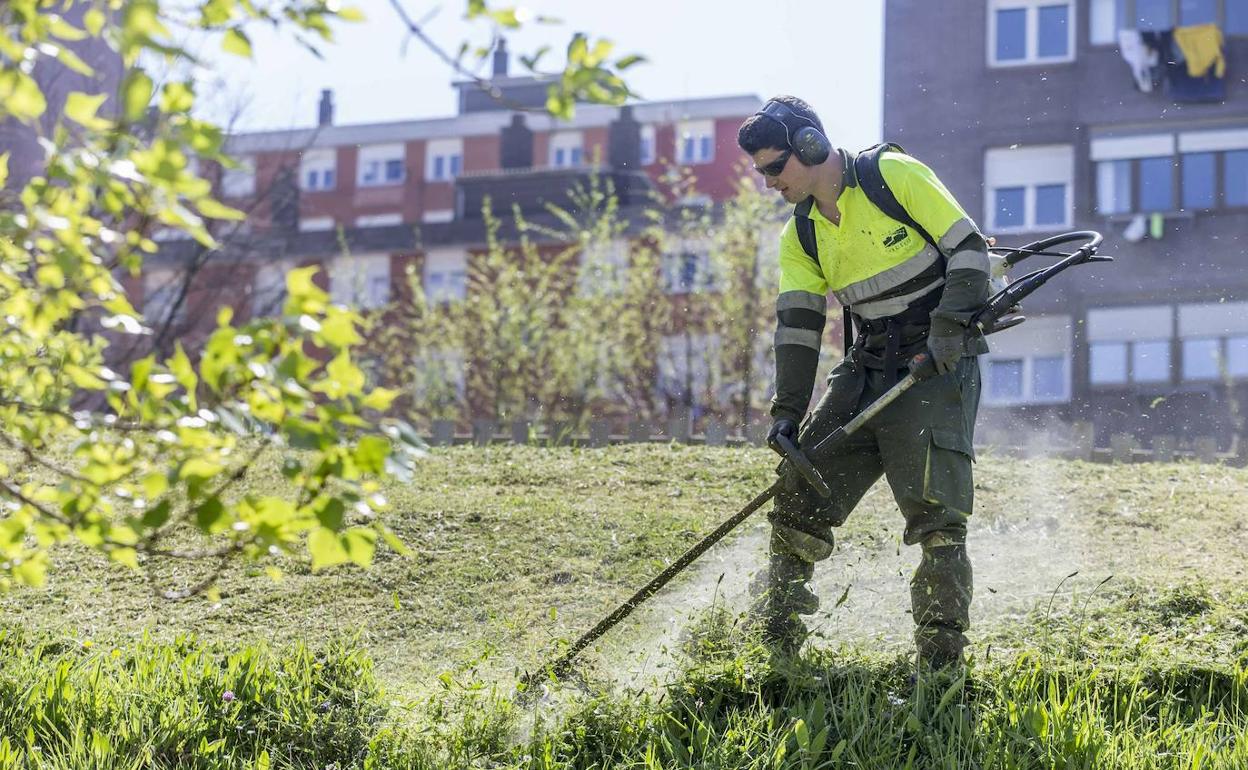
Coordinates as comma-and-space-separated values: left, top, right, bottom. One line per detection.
0, 446, 1245, 766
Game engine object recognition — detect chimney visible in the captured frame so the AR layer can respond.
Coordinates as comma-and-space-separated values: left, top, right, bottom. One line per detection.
500, 113, 533, 169
492, 38, 509, 78
318, 89, 334, 127
608, 105, 642, 170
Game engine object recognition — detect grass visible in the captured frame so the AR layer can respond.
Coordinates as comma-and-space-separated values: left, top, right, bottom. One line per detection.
0, 446, 1245, 766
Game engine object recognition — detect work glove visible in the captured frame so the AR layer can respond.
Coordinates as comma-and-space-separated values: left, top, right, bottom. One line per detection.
766, 418, 799, 458
918, 315, 966, 379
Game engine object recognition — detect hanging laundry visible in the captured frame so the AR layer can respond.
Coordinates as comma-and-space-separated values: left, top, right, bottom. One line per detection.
1157, 29, 1226, 103
1174, 24, 1225, 78
1118, 29, 1159, 92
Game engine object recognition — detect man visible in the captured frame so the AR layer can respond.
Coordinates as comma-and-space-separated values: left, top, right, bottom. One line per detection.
737, 95, 990, 670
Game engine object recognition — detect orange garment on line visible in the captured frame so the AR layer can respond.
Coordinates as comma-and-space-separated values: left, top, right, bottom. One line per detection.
1174, 24, 1225, 78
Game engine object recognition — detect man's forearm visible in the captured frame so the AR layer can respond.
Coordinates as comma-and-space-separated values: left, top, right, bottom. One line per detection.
771, 290, 827, 422
933, 233, 990, 325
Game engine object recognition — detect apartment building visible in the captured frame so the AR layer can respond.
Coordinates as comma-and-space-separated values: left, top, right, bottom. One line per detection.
137, 44, 762, 419
884, 0, 1248, 447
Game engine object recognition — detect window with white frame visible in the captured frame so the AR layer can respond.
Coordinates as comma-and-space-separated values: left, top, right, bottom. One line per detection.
985, 145, 1073, 232
1094, 129, 1248, 215
989, 0, 1074, 66
1093, 0, 1248, 42
549, 131, 584, 168
221, 156, 255, 198
1088, 305, 1173, 386
424, 138, 463, 182
1179, 301, 1248, 381
251, 261, 290, 317
981, 314, 1073, 404
639, 124, 657, 165
423, 247, 468, 304
357, 143, 406, 187
300, 148, 337, 192
657, 332, 724, 413
329, 253, 391, 309
662, 241, 716, 294
577, 238, 629, 297
676, 120, 715, 165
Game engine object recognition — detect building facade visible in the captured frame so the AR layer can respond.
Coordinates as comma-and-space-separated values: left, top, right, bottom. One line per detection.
136, 48, 766, 426
884, 0, 1248, 449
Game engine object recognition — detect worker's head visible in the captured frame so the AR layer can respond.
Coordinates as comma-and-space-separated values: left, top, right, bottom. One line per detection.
737, 95, 832, 204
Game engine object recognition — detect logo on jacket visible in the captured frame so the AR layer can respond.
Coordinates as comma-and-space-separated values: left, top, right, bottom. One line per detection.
882, 226, 908, 248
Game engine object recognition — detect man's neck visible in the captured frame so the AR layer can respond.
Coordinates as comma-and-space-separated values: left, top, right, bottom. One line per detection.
810, 153, 845, 220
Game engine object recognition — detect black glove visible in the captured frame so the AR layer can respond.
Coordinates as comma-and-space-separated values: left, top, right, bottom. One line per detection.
924, 315, 965, 377
766, 418, 799, 457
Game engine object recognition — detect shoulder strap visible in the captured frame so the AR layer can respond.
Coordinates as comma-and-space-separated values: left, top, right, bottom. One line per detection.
792, 196, 818, 262
853, 142, 939, 252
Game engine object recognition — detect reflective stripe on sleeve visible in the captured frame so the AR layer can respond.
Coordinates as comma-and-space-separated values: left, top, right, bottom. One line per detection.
774, 326, 823, 351
776, 290, 828, 314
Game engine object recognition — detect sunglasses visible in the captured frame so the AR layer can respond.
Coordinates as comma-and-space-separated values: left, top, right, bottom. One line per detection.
755, 149, 791, 177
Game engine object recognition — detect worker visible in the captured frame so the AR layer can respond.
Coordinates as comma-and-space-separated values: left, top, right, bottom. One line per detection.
737, 95, 990, 670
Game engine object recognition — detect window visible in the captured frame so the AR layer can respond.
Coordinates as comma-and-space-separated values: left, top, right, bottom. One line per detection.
657, 333, 724, 414
423, 247, 468, 304
662, 244, 715, 294
1135, 0, 1172, 27
985, 145, 1073, 231
1138, 156, 1174, 212
640, 125, 657, 165
1096, 159, 1133, 214
329, 254, 390, 309
980, 314, 1071, 403
1179, 302, 1248, 381
425, 138, 463, 182
221, 156, 255, 198
1181, 152, 1216, 210
1094, 0, 1248, 40
1226, 150, 1248, 206
300, 149, 337, 192
1179, 0, 1216, 24
1182, 337, 1221, 380
988, 359, 1024, 400
1090, 342, 1129, 385
252, 261, 289, 317
549, 131, 584, 168
989, 0, 1073, 66
578, 239, 629, 297
1088, 305, 1173, 387
676, 120, 715, 165
1132, 340, 1171, 382
358, 143, 405, 188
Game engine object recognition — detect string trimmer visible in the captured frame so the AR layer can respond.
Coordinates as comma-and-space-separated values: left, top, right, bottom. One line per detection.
522, 229, 1108, 688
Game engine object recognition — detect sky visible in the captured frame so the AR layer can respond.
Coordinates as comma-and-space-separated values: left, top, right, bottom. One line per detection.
199, 0, 884, 148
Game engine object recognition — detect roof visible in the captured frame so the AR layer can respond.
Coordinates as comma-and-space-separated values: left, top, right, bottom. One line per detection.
225, 94, 762, 155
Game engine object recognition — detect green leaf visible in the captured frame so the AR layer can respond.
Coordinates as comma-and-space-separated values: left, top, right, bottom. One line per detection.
615, 54, 647, 70
194, 497, 228, 533
84, 9, 107, 35
222, 28, 253, 58
0, 153, 7, 188
309, 527, 348, 570
379, 525, 411, 557
0, 70, 48, 122
109, 547, 139, 570
196, 197, 245, 221
64, 92, 111, 130
160, 81, 195, 113
121, 71, 153, 123
337, 5, 366, 22
314, 498, 345, 530
318, 306, 361, 347
342, 528, 376, 568
361, 387, 398, 411
354, 435, 390, 474
169, 343, 197, 408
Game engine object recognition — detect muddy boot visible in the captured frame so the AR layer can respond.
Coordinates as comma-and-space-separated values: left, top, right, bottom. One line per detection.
750, 552, 818, 654
910, 538, 973, 672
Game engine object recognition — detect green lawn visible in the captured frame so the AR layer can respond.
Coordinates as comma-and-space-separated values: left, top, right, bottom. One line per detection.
1, 446, 1245, 767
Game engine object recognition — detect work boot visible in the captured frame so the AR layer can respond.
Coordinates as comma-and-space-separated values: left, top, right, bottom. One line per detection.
749, 552, 818, 653
910, 540, 973, 671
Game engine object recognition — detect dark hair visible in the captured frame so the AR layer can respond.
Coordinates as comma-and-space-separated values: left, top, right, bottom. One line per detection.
737, 95, 824, 154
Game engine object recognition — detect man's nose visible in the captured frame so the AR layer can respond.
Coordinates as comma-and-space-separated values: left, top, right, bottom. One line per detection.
765, 175, 779, 189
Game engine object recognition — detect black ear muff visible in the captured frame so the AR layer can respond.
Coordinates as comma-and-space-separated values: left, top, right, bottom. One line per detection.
754, 100, 831, 166
791, 126, 831, 166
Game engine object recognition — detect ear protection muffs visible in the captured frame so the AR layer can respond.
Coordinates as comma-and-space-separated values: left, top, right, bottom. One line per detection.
754, 100, 831, 166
